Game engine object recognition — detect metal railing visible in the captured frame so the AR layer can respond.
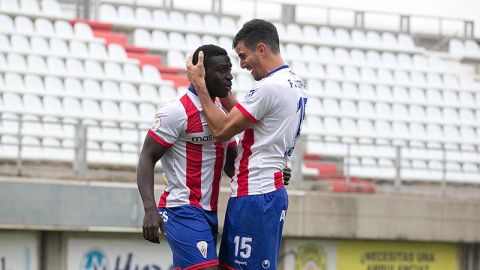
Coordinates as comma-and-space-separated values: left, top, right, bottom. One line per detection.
292, 134, 480, 197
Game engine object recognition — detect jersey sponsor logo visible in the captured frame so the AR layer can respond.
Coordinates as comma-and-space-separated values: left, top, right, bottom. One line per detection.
151, 116, 161, 130
191, 134, 214, 142
243, 88, 258, 103
196, 241, 208, 258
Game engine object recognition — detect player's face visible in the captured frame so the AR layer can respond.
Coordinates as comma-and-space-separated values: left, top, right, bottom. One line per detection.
205, 54, 233, 98
235, 40, 267, 81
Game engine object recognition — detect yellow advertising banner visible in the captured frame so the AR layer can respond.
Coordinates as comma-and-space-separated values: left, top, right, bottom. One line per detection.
337, 240, 458, 270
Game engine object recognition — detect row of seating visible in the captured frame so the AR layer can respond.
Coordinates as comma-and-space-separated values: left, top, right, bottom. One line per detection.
306, 80, 479, 104
0, 133, 142, 165
0, 0, 63, 17
135, 29, 435, 71
304, 116, 479, 145
343, 155, 480, 183
1, 72, 178, 101
100, 3, 418, 54
0, 33, 131, 62
289, 63, 477, 91
0, 15, 93, 40
305, 85, 480, 112
99, 4, 238, 36
449, 39, 480, 59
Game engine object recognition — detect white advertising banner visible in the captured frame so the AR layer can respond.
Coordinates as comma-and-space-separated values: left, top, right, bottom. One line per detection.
0, 231, 39, 270
67, 237, 174, 270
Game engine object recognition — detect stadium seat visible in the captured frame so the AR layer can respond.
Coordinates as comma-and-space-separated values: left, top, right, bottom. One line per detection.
99, 4, 117, 22
365, 31, 381, 47
5, 72, 25, 90
398, 33, 415, 49
302, 25, 319, 41
204, 14, 220, 32
133, 28, 151, 47
24, 74, 44, 93
350, 49, 365, 65
202, 34, 217, 45
70, 40, 89, 58
66, 58, 85, 76
123, 63, 142, 81
27, 55, 47, 73
7, 53, 27, 72
220, 17, 236, 34
34, 18, 55, 36
381, 32, 397, 47
464, 40, 480, 56
168, 11, 186, 30
319, 26, 335, 43
449, 39, 464, 56
152, 9, 168, 26
135, 7, 153, 26
1, 0, 19, 11
11, 34, 31, 53
366, 50, 381, 66
15, 16, 35, 35
74, 22, 94, 39
31, 36, 50, 54
397, 53, 413, 68
54, 20, 74, 38
20, 0, 41, 14
42, 0, 62, 16
65, 78, 83, 95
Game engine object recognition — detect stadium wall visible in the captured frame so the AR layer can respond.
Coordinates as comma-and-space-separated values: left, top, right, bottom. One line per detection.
1, 178, 480, 269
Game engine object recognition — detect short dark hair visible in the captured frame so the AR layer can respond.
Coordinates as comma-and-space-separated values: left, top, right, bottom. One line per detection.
192, 44, 228, 70
232, 19, 280, 54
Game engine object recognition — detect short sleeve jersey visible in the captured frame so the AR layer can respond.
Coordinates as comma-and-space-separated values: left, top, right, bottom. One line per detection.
148, 88, 234, 211
232, 65, 307, 197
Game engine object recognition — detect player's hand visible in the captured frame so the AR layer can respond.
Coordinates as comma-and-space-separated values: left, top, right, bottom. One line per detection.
186, 51, 206, 88
142, 209, 164, 244
283, 166, 292, 185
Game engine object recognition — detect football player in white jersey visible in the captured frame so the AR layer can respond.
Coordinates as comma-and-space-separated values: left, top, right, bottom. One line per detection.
138, 45, 237, 270
138, 44, 293, 270
187, 20, 307, 270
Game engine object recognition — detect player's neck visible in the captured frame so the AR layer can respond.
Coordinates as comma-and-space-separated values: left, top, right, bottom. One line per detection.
189, 84, 216, 102
263, 55, 286, 74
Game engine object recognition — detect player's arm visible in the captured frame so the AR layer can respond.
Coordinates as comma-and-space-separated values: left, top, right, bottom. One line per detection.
223, 142, 237, 178
219, 90, 238, 112
137, 134, 169, 243
187, 52, 252, 141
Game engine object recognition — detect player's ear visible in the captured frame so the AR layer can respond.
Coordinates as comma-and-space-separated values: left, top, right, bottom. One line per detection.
257, 43, 267, 55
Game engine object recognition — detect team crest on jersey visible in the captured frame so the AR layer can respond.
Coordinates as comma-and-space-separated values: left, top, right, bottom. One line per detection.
243, 88, 257, 103
197, 241, 208, 258
151, 116, 161, 130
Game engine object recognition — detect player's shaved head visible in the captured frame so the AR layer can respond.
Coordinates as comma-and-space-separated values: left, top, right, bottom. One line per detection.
233, 19, 280, 54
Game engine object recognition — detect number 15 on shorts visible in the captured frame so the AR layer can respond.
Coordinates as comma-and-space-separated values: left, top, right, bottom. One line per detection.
234, 236, 252, 259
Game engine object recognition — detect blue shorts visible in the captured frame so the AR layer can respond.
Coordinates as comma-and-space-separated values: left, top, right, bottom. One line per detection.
219, 187, 288, 270
158, 206, 219, 270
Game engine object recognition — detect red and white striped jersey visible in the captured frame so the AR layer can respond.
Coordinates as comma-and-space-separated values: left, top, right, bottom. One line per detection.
148, 88, 234, 211
232, 65, 307, 197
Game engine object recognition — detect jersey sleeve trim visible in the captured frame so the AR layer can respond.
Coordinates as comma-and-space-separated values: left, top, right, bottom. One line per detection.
148, 129, 173, 147
235, 103, 257, 123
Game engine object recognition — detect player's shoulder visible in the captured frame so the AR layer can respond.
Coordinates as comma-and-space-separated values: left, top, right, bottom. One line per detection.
155, 98, 186, 118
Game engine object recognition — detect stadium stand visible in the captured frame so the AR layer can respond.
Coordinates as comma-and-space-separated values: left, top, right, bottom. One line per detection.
0, 0, 479, 192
